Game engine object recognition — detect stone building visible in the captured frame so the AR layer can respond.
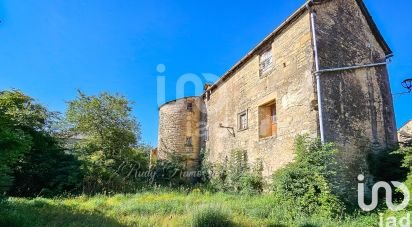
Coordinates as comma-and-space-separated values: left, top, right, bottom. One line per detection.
158, 96, 204, 173
157, 0, 397, 181
399, 120, 412, 146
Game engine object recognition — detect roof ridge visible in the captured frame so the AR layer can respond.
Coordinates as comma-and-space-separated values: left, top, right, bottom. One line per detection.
400, 120, 412, 129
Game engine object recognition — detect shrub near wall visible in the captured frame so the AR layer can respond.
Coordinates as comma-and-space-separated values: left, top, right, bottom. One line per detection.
272, 136, 346, 219
400, 146, 412, 210
208, 149, 264, 194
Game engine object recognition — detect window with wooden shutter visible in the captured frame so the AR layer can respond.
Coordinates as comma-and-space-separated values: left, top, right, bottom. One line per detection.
259, 100, 277, 138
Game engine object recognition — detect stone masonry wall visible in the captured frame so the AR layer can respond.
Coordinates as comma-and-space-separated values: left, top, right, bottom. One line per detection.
399, 121, 412, 145
204, 11, 317, 178
314, 0, 397, 184
158, 97, 203, 171
156, 0, 397, 187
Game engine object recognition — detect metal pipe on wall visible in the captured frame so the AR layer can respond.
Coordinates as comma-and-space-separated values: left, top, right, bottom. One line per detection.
315, 62, 388, 74
308, 3, 325, 144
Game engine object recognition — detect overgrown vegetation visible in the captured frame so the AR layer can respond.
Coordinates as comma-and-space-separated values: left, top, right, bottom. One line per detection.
150, 153, 186, 187
0, 90, 153, 197
65, 91, 150, 194
271, 136, 346, 218
1, 89, 411, 226
0, 90, 82, 197
207, 149, 264, 194
189, 205, 234, 227
399, 146, 412, 206
0, 192, 396, 227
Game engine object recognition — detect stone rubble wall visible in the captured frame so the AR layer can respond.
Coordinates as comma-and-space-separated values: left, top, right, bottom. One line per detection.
158, 97, 203, 172
204, 11, 317, 178
314, 0, 398, 183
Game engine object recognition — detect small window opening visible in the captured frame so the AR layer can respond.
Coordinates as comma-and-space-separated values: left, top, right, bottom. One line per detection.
238, 111, 248, 131
187, 102, 193, 111
260, 48, 273, 77
185, 137, 192, 147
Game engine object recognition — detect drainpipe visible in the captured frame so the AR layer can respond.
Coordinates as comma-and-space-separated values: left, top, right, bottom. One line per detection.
308, 4, 325, 144
307, 1, 392, 144
315, 61, 389, 74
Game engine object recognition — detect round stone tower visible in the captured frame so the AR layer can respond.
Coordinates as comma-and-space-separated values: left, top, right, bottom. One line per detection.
157, 96, 203, 173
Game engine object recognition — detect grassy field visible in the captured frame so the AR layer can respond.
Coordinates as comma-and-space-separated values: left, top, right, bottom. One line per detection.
0, 190, 407, 227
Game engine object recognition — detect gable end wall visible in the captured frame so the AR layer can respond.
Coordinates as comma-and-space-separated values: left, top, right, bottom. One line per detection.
204, 11, 316, 177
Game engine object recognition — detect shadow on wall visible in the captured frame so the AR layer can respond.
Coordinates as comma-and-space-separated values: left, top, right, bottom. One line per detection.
0, 199, 125, 227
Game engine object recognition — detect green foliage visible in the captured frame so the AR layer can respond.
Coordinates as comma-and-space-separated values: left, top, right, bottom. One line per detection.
0, 90, 48, 130
272, 136, 345, 218
0, 91, 39, 193
189, 205, 234, 227
150, 153, 186, 187
209, 149, 264, 194
0, 198, 123, 227
0, 90, 82, 196
66, 91, 148, 194
66, 91, 140, 154
0, 192, 386, 227
399, 146, 412, 209
367, 147, 409, 184
9, 132, 83, 197
0, 118, 32, 194
400, 146, 412, 170
367, 146, 412, 204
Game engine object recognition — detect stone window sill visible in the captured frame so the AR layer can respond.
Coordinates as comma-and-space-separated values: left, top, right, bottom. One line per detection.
259, 135, 277, 141
238, 127, 249, 132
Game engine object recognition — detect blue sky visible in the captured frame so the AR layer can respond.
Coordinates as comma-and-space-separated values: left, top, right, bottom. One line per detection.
0, 0, 411, 146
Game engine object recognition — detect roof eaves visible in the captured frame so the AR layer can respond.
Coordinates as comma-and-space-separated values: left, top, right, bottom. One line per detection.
400, 120, 412, 130
355, 0, 393, 56
206, 1, 311, 94
158, 96, 200, 110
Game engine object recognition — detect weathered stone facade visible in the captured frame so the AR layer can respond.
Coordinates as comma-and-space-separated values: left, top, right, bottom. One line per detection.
399, 121, 412, 146
203, 10, 317, 177
313, 0, 398, 183
158, 97, 203, 172
157, 0, 397, 181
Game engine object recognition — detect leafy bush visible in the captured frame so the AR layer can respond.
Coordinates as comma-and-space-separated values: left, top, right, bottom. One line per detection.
189, 205, 233, 227
208, 149, 264, 194
399, 146, 412, 210
272, 136, 345, 218
367, 147, 409, 184
366, 145, 412, 204
150, 153, 186, 187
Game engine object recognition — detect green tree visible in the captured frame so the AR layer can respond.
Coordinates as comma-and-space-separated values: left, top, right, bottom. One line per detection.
66, 91, 148, 194
9, 130, 83, 197
0, 90, 82, 196
0, 90, 44, 194
0, 114, 32, 194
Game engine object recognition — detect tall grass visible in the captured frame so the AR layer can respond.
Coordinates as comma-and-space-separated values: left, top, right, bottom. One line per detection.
189, 205, 233, 227
0, 191, 404, 227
